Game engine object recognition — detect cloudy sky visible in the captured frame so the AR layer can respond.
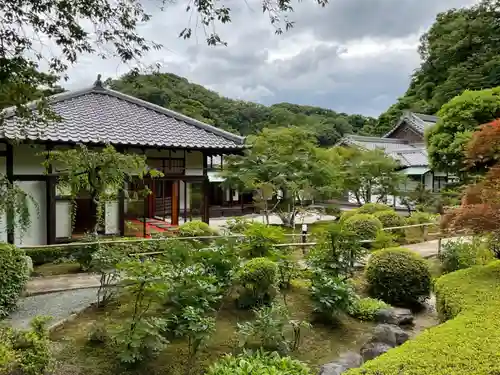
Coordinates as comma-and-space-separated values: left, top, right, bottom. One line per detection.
62, 0, 476, 117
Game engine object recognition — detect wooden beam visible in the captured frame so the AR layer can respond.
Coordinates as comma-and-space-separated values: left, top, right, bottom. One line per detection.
171, 181, 179, 226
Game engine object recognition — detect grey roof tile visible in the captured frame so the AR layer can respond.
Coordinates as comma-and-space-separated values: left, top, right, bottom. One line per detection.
1, 86, 245, 150
340, 134, 428, 167
384, 111, 439, 137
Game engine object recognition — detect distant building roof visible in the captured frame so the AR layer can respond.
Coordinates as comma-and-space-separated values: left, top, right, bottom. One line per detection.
1, 77, 245, 150
384, 110, 438, 138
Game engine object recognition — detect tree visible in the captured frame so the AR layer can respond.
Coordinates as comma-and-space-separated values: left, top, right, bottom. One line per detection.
442, 120, 500, 258
222, 127, 342, 226
375, 0, 500, 137
426, 87, 500, 176
333, 147, 406, 206
43, 144, 160, 234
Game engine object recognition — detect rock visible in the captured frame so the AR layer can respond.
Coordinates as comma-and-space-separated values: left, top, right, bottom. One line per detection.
318, 352, 363, 375
375, 307, 414, 326
360, 341, 392, 362
371, 324, 409, 347
24, 256, 34, 275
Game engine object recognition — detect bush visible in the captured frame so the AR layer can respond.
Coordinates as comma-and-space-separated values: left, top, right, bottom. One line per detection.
365, 247, 432, 306
237, 257, 278, 308
343, 213, 383, 241
339, 209, 359, 223
373, 210, 404, 229
406, 211, 438, 225
438, 237, 494, 274
310, 272, 356, 322
178, 221, 219, 237
224, 217, 253, 234
358, 203, 393, 214
0, 243, 29, 317
25, 246, 74, 265
349, 297, 389, 321
242, 222, 285, 258
207, 350, 312, 375
345, 261, 500, 375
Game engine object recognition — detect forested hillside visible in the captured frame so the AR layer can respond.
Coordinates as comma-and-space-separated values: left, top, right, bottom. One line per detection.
377, 0, 500, 135
107, 72, 377, 146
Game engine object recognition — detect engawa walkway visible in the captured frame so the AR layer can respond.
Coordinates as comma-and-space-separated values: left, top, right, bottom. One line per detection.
26, 236, 467, 296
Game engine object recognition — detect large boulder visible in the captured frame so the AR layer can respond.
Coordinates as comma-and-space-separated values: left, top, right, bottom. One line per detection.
318, 352, 363, 375
371, 324, 409, 347
375, 307, 414, 326
360, 342, 392, 362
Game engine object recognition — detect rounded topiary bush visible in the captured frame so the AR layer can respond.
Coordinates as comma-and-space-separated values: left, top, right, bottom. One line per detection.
373, 210, 404, 229
365, 247, 432, 306
0, 243, 29, 317
358, 203, 393, 214
339, 209, 359, 223
343, 213, 383, 240
178, 220, 220, 237
237, 257, 278, 308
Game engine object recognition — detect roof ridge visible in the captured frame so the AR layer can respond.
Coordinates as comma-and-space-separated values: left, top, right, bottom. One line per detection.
344, 134, 408, 144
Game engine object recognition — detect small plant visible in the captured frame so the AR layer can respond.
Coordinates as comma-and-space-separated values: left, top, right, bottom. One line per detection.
237, 257, 278, 308
237, 303, 310, 353
366, 247, 432, 306
178, 221, 219, 237
438, 237, 494, 273
87, 322, 108, 344
224, 217, 253, 234
0, 243, 29, 317
207, 350, 312, 375
12, 316, 54, 375
349, 297, 390, 321
277, 257, 299, 290
371, 230, 398, 250
241, 222, 285, 258
310, 271, 356, 323
90, 245, 127, 307
343, 213, 383, 241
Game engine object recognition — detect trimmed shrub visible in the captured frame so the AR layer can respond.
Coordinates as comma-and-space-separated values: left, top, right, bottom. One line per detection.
373, 210, 404, 229
406, 211, 437, 225
343, 213, 383, 241
365, 247, 431, 306
178, 221, 219, 237
346, 261, 500, 375
207, 350, 312, 375
25, 246, 74, 265
349, 297, 389, 321
339, 209, 359, 223
242, 222, 285, 258
358, 203, 393, 214
224, 217, 253, 234
237, 257, 278, 308
439, 237, 494, 274
0, 243, 29, 317
310, 272, 356, 322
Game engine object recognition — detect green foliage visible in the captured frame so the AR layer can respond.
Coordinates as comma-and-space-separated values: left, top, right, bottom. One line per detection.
0, 243, 29, 317
207, 350, 312, 375
358, 203, 393, 214
334, 147, 407, 205
13, 316, 54, 375
365, 247, 432, 306
308, 223, 365, 280
309, 273, 356, 323
339, 209, 359, 223
371, 230, 398, 250
426, 86, 500, 174
373, 210, 404, 229
438, 237, 494, 274
237, 303, 310, 353
222, 127, 343, 227
25, 246, 74, 266
178, 220, 220, 237
406, 211, 437, 225
349, 297, 390, 321
109, 73, 375, 145
224, 217, 253, 234
346, 261, 500, 375
343, 213, 383, 241
237, 257, 278, 308
242, 222, 285, 258
108, 258, 169, 365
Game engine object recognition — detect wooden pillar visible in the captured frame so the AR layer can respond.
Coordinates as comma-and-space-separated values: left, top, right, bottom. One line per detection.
183, 180, 188, 224
202, 152, 209, 224
6, 143, 14, 244
118, 183, 125, 237
171, 180, 179, 226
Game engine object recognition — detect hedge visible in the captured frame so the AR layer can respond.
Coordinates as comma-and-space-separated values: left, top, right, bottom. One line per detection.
345, 261, 500, 375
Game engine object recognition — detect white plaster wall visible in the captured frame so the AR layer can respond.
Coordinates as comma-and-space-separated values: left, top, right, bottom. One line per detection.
105, 201, 120, 235
0, 212, 7, 243
424, 173, 433, 190
56, 201, 72, 238
179, 181, 191, 210
185, 151, 203, 176
13, 144, 46, 175
14, 181, 46, 246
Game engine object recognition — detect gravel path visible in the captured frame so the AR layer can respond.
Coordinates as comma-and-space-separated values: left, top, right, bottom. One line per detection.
7, 288, 98, 330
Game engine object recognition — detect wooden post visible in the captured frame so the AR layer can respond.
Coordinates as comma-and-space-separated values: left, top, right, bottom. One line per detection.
171, 181, 179, 226
423, 224, 429, 242
301, 223, 308, 256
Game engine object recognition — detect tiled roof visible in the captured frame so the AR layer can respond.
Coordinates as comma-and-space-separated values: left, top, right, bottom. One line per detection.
1, 83, 245, 150
340, 135, 428, 167
384, 111, 439, 137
